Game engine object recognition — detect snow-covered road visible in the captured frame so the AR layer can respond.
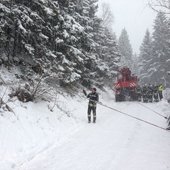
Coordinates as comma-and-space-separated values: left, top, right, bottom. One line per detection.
12, 99, 170, 170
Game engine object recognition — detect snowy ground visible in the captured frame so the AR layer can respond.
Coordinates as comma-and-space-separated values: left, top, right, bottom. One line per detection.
0, 88, 170, 170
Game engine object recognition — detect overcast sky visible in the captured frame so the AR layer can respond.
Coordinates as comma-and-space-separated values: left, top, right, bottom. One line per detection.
98, 0, 157, 54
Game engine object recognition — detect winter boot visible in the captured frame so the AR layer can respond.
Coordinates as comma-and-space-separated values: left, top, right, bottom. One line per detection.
93, 116, 96, 123
88, 116, 91, 123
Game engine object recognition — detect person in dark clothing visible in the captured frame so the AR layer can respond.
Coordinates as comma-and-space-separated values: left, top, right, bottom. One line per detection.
142, 84, 148, 102
153, 84, 159, 102
85, 88, 99, 123
147, 84, 153, 102
136, 86, 142, 101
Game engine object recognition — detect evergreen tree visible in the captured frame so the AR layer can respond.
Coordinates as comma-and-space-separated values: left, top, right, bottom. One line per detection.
138, 29, 153, 84
131, 53, 139, 76
118, 28, 133, 68
101, 28, 120, 79
148, 12, 170, 85
0, 0, 121, 90
92, 8, 120, 86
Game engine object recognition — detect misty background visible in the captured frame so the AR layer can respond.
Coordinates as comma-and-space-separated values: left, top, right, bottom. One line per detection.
98, 0, 156, 53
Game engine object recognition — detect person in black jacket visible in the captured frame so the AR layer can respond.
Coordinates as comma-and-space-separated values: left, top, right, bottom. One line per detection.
84, 88, 99, 123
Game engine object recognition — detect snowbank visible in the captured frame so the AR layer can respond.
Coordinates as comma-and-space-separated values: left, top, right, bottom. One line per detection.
0, 92, 88, 170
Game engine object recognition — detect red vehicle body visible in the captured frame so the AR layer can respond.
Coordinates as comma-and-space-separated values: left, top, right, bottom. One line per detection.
114, 67, 138, 101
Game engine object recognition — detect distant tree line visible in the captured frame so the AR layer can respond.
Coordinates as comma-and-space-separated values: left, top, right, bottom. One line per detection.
138, 2, 170, 87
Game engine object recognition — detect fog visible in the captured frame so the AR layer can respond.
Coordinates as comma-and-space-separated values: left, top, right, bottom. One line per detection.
98, 0, 156, 54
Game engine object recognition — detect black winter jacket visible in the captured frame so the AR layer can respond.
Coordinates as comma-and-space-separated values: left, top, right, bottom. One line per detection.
87, 92, 99, 104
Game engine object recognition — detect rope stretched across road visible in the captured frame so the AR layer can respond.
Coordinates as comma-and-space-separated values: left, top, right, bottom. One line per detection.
82, 89, 168, 131
95, 101, 168, 131
138, 102, 168, 119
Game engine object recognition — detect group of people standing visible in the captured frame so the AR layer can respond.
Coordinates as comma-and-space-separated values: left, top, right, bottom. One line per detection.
136, 83, 164, 102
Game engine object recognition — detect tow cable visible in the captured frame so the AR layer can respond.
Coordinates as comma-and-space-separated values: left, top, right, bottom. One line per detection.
82, 90, 168, 131
98, 102, 168, 130
138, 102, 168, 119
97, 101, 168, 131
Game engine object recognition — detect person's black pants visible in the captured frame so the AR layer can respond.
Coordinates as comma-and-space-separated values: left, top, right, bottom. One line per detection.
159, 92, 163, 100
87, 106, 96, 122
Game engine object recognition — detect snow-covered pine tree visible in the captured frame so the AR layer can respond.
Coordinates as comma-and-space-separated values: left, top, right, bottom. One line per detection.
91, 23, 120, 87
118, 28, 133, 68
99, 28, 120, 84
92, 4, 120, 87
148, 12, 170, 86
0, 0, 91, 87
0, 0, 61, 73
138, 29, 153, 84
0, 0, 121, 91
131, 53, 139, 76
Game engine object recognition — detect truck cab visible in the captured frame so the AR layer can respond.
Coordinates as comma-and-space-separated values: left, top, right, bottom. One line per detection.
114, 67, 138, 101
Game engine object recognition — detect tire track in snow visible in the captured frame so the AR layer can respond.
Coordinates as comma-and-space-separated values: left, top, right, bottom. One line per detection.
14, 123, 84, 170
17, 102, 145, 170
14, 101, 170, 170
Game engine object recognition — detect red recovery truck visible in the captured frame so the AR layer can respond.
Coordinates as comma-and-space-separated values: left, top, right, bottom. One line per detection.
114, 67, 138, 101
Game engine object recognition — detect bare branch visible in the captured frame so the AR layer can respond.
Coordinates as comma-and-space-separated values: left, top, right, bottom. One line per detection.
31, 75, 44, 98
101, 3, 114, 28
148, 0, 170, 14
